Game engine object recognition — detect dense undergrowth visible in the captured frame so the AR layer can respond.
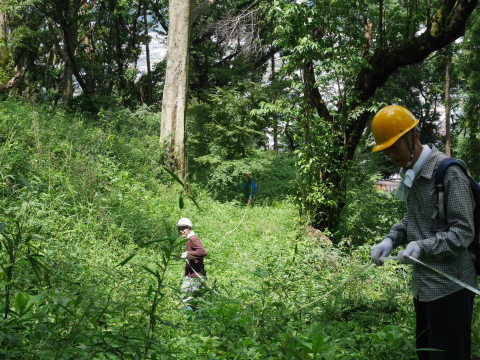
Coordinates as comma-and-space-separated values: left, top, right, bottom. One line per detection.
0, 99, 478, 359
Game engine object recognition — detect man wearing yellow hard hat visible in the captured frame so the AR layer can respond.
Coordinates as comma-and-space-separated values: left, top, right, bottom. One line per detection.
370, 105, 477, 360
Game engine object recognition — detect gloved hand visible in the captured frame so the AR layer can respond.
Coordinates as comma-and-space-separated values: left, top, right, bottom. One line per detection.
398, 241, 421, 264
371, 237, 394, 266
181, 251, 189, 259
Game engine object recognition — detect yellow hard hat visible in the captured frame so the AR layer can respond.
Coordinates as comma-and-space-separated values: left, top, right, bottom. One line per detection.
371, 105, 419, 152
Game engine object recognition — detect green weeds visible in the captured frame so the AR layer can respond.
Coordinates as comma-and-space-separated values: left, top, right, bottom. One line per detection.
0, 99, 477, 359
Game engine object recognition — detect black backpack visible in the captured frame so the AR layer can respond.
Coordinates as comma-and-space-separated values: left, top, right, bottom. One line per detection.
434, 158, 480, 275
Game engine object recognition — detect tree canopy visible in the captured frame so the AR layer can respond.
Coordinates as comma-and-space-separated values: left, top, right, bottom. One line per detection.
0, 0, 479, 228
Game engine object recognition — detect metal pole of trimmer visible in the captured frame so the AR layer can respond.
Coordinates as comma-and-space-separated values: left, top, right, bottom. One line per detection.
183, 257, 220, 295
381, 255, 480, 296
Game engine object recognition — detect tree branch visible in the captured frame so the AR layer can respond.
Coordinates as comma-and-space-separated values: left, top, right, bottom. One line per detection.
361, 18, 373, 59
253, 46, 280, 69
346, 0, 478, 160
354, 0, 477, 104
211, 50, 241, 68
303, 61, 332, 122
151, 1, 168, 34
191, 0, 218, 25
192, 1, 260, 47
0, 65, 27, 92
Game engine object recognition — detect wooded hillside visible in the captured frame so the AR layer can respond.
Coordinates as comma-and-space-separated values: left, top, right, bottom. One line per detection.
1, 1, 480, 358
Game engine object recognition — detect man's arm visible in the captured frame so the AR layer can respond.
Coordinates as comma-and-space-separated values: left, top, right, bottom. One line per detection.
187, 236, 208, 257
387, 215, 409, 248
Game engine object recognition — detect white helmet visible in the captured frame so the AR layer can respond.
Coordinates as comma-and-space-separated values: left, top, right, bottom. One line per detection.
177, 218, 193, 228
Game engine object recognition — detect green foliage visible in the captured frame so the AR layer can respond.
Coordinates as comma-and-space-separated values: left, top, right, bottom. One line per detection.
192, 150, 295, 203
253, 89, 350, 228
187, 81, 296, 203
259, 0, 472, 231
189, 83, 270, 161
455, 16, 480, 178
0, 0, 149, 106
0, 99, 180, 357
334, 152, 404, 247
456, 136, 480, 179
0, 42, 11, 84
293, 117, 348, 229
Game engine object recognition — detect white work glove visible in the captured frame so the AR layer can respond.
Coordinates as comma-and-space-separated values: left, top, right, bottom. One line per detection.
181, 251, 189, 259
371, 237, 394, 266
398, 241, 422, 264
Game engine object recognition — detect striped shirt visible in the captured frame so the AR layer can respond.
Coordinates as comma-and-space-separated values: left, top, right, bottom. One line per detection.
387, 145, 478, 301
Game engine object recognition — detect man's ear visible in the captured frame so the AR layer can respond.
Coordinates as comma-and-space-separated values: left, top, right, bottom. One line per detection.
404, 129, 417, 146
414, 129, 422, 146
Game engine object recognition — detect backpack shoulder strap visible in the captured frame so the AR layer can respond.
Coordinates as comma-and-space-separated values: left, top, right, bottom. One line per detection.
435, 158, 468, 224
434, 158, 467, 186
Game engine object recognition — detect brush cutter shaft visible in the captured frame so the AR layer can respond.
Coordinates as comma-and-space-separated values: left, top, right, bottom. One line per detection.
380, 255, 480, 296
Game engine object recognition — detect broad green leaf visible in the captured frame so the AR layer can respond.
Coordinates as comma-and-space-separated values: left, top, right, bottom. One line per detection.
186, 195, 202, 211
162, 166, 184, 187
117, 249, 138, 267
142, 265, 159, 278
14, 292, 28, 315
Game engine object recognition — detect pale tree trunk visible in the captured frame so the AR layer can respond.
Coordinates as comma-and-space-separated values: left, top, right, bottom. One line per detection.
444, 52, 452, 157
0, 4, 6, 44
160, 0, 192, 180
0, 7, 9, 68
131, 1, 142, 71
271, 54, 278, 153
0, 9, 5, 44
143, 5, 152, 104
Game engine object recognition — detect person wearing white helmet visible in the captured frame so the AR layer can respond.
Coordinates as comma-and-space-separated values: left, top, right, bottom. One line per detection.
177, 218, 208, 306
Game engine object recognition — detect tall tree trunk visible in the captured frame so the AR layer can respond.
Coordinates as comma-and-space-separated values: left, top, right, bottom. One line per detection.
53, 1, 95, 104
0, 10, 5, 42
0, 2, 5, 42
271, 54, 278, 153
62, 61, 73, 104
444, 52, 452, 157
378, 0, 384, 49
129, 1, 143, 80
143, 5, 152, 105
83, 21, 96, 95
0, 9, 8, 66
112, 3, 125, 94
160, 0, 192, 179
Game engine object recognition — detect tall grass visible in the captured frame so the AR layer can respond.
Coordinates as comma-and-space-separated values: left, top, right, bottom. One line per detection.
0, 99, 477, 359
